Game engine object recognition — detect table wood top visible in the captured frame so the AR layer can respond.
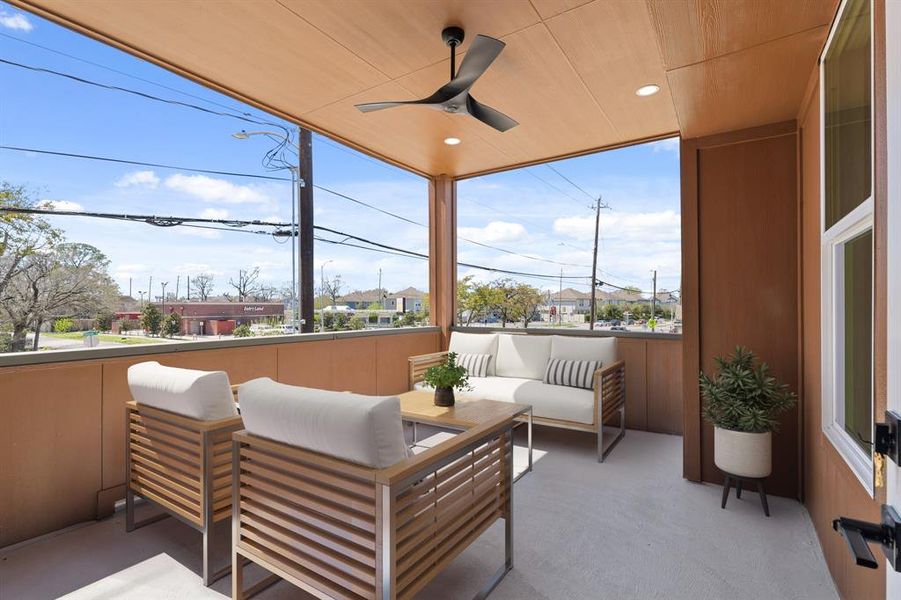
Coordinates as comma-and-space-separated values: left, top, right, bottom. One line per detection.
398, 390, 530, 429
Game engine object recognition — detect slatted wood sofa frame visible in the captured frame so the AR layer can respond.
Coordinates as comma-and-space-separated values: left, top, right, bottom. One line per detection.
231, 412, 516, 600
125, 400, 243, 585
409, 350, 626, 462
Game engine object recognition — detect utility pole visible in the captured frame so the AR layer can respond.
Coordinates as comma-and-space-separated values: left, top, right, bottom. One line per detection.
378, 268, 383, 307
175, 275, 180, 301
650, 269, 658, 331
129, 277, 132, 298
148, 276, 153, 302
299, 128, 314, 333
588, 195, 609, 330
186, 276, 190, 301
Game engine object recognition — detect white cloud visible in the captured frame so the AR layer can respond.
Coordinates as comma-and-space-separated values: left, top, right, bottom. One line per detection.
652, 137, 680, 153
39, 199, 83, 212
175, 227, 221, 239
458, 221, 528, 244
115, 170, 160, 189
0, 11, 33, 31
165, 174, 270, 204
554, 210, 680, 243
200, 208, 230, 220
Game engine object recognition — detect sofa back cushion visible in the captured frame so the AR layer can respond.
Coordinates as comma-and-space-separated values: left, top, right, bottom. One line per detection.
550, 335, 617, 366
448, 332, 498, 376
495, 334, 552, 380
127, 361, 237, 421
238, 378, 408, 469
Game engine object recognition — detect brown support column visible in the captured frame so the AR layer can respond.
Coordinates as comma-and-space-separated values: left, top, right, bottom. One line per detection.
429, 175, 456, 346
299, 128, 315, 333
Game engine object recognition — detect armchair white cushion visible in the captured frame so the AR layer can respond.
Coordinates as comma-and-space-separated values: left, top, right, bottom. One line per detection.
448, 332, 499, 375
495, 334, 551, 380
238, 378, 408, 469
127, 361, 237, 421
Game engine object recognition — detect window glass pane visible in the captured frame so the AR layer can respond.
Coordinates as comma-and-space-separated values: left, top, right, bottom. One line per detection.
842, 228, 872, 453
823, 0, 871, 230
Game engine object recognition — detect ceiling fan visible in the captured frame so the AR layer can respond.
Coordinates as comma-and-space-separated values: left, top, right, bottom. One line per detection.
354, 26, 518, 133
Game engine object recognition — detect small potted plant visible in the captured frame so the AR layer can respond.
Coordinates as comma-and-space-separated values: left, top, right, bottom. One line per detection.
422, 352, 472, 407
700, 346, 797, 479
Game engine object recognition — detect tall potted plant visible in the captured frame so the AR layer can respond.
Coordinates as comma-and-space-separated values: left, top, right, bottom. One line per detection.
422, 352, 472, 407
700, 346, 797, 478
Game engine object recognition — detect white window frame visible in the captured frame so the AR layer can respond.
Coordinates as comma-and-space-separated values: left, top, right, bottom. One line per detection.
820, 0, 876, 495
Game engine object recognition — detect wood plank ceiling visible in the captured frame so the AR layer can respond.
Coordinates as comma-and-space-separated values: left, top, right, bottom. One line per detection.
13, 0, 837, 178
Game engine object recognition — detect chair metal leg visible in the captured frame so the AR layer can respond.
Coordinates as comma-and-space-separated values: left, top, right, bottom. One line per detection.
474, 430, 514, 600
125, 489, 170, 532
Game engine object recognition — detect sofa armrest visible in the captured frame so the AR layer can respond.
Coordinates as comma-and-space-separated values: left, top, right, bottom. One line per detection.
408, 350, 449, 390
593, 360, 625, 426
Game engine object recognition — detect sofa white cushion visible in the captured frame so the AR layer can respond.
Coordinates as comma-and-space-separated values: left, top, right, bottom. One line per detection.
448, 332, 498, 376
495, 334, 551, 380
550, 335, 617, 366
127, 361, 238, 421
238, 378, 407, 469
459, 376, 595, 425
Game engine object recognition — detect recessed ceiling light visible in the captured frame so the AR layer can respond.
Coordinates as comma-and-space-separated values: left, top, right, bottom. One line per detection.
635, 84, 660, 97
444, 137, 461, 146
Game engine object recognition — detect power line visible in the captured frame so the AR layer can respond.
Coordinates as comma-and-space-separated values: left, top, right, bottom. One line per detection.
0, 31, 278, 127
1, 145, 291, 182
3, 205, 591, 283
0, 57, 289, 135
1, 145, 590, 269
545, 163, 595, 201
523, 169, 586, 207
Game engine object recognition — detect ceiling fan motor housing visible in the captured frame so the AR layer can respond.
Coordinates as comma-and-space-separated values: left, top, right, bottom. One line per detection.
441, 26, 465, 47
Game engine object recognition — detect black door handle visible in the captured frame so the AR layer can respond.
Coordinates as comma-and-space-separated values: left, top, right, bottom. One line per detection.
832, 505, 901, 572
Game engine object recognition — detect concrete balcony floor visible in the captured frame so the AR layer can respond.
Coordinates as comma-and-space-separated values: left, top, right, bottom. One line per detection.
1, 428, 837, 600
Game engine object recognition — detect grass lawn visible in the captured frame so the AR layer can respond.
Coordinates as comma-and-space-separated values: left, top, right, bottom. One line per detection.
45, 332, 168, 345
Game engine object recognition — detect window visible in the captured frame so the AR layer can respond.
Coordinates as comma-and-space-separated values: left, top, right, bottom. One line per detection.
821, 0, 874, 490
455, 138, 681, 333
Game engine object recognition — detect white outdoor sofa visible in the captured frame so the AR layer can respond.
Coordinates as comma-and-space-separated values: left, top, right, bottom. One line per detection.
409, 332, 626, 462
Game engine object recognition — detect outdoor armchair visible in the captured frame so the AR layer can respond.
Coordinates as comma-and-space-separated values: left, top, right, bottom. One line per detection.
232, 378, 515, 600
125, 361, 243, 586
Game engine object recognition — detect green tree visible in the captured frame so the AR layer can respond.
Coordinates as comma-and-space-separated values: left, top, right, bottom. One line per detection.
507, 283, 543, 328
367, 301, 383, 310
599, 304, 624, 321
141, 303, 163, 336
162, 312, 181, 337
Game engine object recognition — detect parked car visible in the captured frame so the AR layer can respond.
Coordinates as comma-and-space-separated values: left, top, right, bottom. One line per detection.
610, 326, 628, 332
593, 320, 608, 327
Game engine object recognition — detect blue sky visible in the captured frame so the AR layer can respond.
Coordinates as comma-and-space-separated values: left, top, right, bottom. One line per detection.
0, 3, 680, 300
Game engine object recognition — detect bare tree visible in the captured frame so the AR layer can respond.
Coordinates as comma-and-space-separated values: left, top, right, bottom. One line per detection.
1, 183, 61, 304
254, 285, 278, 302
192, 272, 215, 301
226, 267, 260, 302
322, 274, 343, 308
3, 243, 119, 351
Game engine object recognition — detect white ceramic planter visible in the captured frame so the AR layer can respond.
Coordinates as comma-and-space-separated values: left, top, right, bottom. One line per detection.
714, 427, 772, 478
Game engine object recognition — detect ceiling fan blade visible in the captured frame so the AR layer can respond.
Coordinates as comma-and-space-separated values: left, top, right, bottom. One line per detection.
355, 101, 416, 113
466, 95, 518, 132
452, 35, 506, 91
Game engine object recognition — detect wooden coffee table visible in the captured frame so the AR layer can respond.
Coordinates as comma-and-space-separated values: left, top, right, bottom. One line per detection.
398, 390, 533, 481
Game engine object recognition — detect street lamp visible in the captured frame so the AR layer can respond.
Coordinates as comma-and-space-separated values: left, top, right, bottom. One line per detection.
320, 259, 333, 332
232, 129, 302, 332
137, 290, 145, 308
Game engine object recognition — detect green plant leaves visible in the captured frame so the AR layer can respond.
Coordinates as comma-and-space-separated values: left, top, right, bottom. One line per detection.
699, 345, 797, 433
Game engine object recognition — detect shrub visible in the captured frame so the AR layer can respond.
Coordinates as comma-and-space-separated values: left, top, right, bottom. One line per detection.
0, 332, 12, 353
233, 323, 253, 338
53, 317, 75, 333
349, 316, 366, 330
368, 313, 379, 324
94, 311, 115, 332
